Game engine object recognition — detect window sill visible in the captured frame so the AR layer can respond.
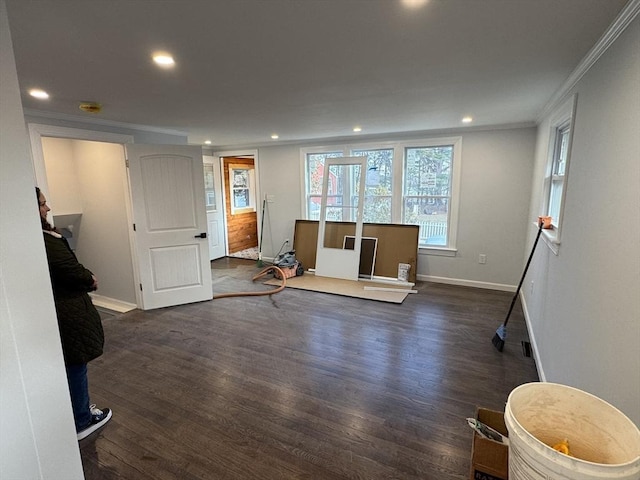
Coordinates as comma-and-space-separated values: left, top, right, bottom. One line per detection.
231, 207, 256, 215
538, 222, 561, 255
419, 246, 458, 257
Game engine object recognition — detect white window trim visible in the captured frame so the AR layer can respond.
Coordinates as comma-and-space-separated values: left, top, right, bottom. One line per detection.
541, 94, 577, 254
397, 137, 462, 255
229, 164, 256, 215
300, 136, 462, 255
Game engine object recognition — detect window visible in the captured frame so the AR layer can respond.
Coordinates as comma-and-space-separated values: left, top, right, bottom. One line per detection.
404, 145, 453, 247
543, 94, 576, 250
352, 148, 393, 223
548, 124, 569, 225
302, 137, 461, 252
203, 163, 217, 211
306, 151, 344, 220
229, 165, 256, 214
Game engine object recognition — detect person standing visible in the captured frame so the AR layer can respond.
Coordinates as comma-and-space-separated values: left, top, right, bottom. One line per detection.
36, 187, 112, 440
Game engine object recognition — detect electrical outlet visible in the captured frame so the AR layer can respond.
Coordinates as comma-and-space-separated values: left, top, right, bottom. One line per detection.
479, 254, 487, 264
285, 238, 290, 245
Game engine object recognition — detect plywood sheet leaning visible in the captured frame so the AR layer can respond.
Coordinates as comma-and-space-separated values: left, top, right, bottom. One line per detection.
293, 220, 418, 283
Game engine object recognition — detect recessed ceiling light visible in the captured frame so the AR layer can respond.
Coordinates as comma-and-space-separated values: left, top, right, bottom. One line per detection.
353, 127, 362, 132
204, 140, 212, 145
462, 116, 473, 123
402, 0, 429, 9
29, 89, 49, 99
271, 134, 279, 140
152, 52, 175, 67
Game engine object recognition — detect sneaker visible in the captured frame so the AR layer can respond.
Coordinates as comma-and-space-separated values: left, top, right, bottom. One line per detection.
77, 404, 112, 441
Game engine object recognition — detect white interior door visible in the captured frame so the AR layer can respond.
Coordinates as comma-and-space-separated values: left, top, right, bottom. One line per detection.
315, 156, 367, 281
203, 155, 226, 260
126, 144, 212, 310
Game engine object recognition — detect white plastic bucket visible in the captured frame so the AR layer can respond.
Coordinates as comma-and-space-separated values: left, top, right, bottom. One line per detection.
397, 263, 410, 282
505, 382, 640, 480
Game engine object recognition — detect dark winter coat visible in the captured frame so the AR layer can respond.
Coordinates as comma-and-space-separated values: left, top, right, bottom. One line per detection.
43, 231, 104, 365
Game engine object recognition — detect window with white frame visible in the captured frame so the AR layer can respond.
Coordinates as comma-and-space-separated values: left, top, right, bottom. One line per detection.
352, 148, 394, 224
203, 163, 217, 212
302, 137, 461, 251
543, 94, 576, 246
403, 145, 453, 246
306, 151, 344, 220
548, 124, 570, 225
229, 165, 256, 214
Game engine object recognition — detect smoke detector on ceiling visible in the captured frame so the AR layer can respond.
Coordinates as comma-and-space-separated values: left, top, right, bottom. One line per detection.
79, 101, 102, 113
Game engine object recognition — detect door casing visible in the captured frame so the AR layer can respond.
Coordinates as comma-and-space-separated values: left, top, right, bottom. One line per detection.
212, 149, 261, 257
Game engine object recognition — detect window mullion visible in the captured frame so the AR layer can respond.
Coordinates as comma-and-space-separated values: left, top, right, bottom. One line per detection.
392, 145, 404, 223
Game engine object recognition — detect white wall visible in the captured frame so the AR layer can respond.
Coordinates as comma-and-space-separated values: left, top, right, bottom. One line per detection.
425, 128, 536, 287
0, 1, 84, 477
73, 140, 136, 304
255, 144, 305, 259
523, 16, 640, 425
41, 138, 83, 214
256, 127, 536, 289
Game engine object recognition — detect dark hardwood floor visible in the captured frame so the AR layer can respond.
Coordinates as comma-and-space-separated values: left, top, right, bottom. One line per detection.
81, 258, 538, 479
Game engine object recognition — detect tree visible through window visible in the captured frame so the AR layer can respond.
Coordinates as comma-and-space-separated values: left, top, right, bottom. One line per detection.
352, 149, 393, 224
302, 138, 461, 250
306, 152, 344, 220
403, 146, 453, 246
229, 165, 256, 214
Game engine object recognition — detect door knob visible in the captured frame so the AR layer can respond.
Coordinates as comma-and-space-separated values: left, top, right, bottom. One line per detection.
194, 232, 207, 238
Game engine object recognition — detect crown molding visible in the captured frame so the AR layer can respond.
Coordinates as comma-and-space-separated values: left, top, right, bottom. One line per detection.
23, 108, 188, 137
211, 121, 538, 151
538, 0, 640, 121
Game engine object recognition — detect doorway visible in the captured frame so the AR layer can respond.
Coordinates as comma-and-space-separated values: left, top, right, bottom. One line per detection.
213, 151, 261, 261
30, 124, 138, 312
30, 124, 215, 311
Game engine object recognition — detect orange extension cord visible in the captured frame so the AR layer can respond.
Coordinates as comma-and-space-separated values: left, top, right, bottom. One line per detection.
212, 265, 287, 299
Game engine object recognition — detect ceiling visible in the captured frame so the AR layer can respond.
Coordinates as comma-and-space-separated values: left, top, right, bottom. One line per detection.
6, 0, 629, 149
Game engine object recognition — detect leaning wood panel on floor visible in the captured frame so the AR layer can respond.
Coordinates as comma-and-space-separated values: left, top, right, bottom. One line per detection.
263, 274, 409, 303
293, 219, 419, 282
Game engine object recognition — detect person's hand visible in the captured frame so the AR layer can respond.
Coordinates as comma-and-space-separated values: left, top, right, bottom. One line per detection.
91, 275, 98, 291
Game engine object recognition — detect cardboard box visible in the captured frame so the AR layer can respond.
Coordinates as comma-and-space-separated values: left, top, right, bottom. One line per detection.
469, 408, 509, 480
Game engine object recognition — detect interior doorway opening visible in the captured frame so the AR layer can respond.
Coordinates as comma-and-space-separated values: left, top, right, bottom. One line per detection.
30, 124, 216, 311
30, 124, 138, 312
211, 151, 260, 261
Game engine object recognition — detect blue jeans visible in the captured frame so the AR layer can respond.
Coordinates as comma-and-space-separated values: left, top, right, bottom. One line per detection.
65, 364, 91, 431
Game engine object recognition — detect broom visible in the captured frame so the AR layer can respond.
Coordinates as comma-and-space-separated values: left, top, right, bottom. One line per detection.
492, 219, 545, 352
257, 197, 266, 267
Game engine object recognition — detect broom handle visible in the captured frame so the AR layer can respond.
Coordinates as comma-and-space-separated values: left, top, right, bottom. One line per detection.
258, 199, 266, 256
503, 220, 545, 327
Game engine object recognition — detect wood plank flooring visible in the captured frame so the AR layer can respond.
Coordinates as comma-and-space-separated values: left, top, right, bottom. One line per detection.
81, 258, 538, 479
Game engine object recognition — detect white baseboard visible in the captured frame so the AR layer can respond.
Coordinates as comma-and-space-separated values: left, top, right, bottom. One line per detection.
89, 293, 136, 313
519, 292, 545, 381
417, 274, 542, 378
417, 274, 516, 292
